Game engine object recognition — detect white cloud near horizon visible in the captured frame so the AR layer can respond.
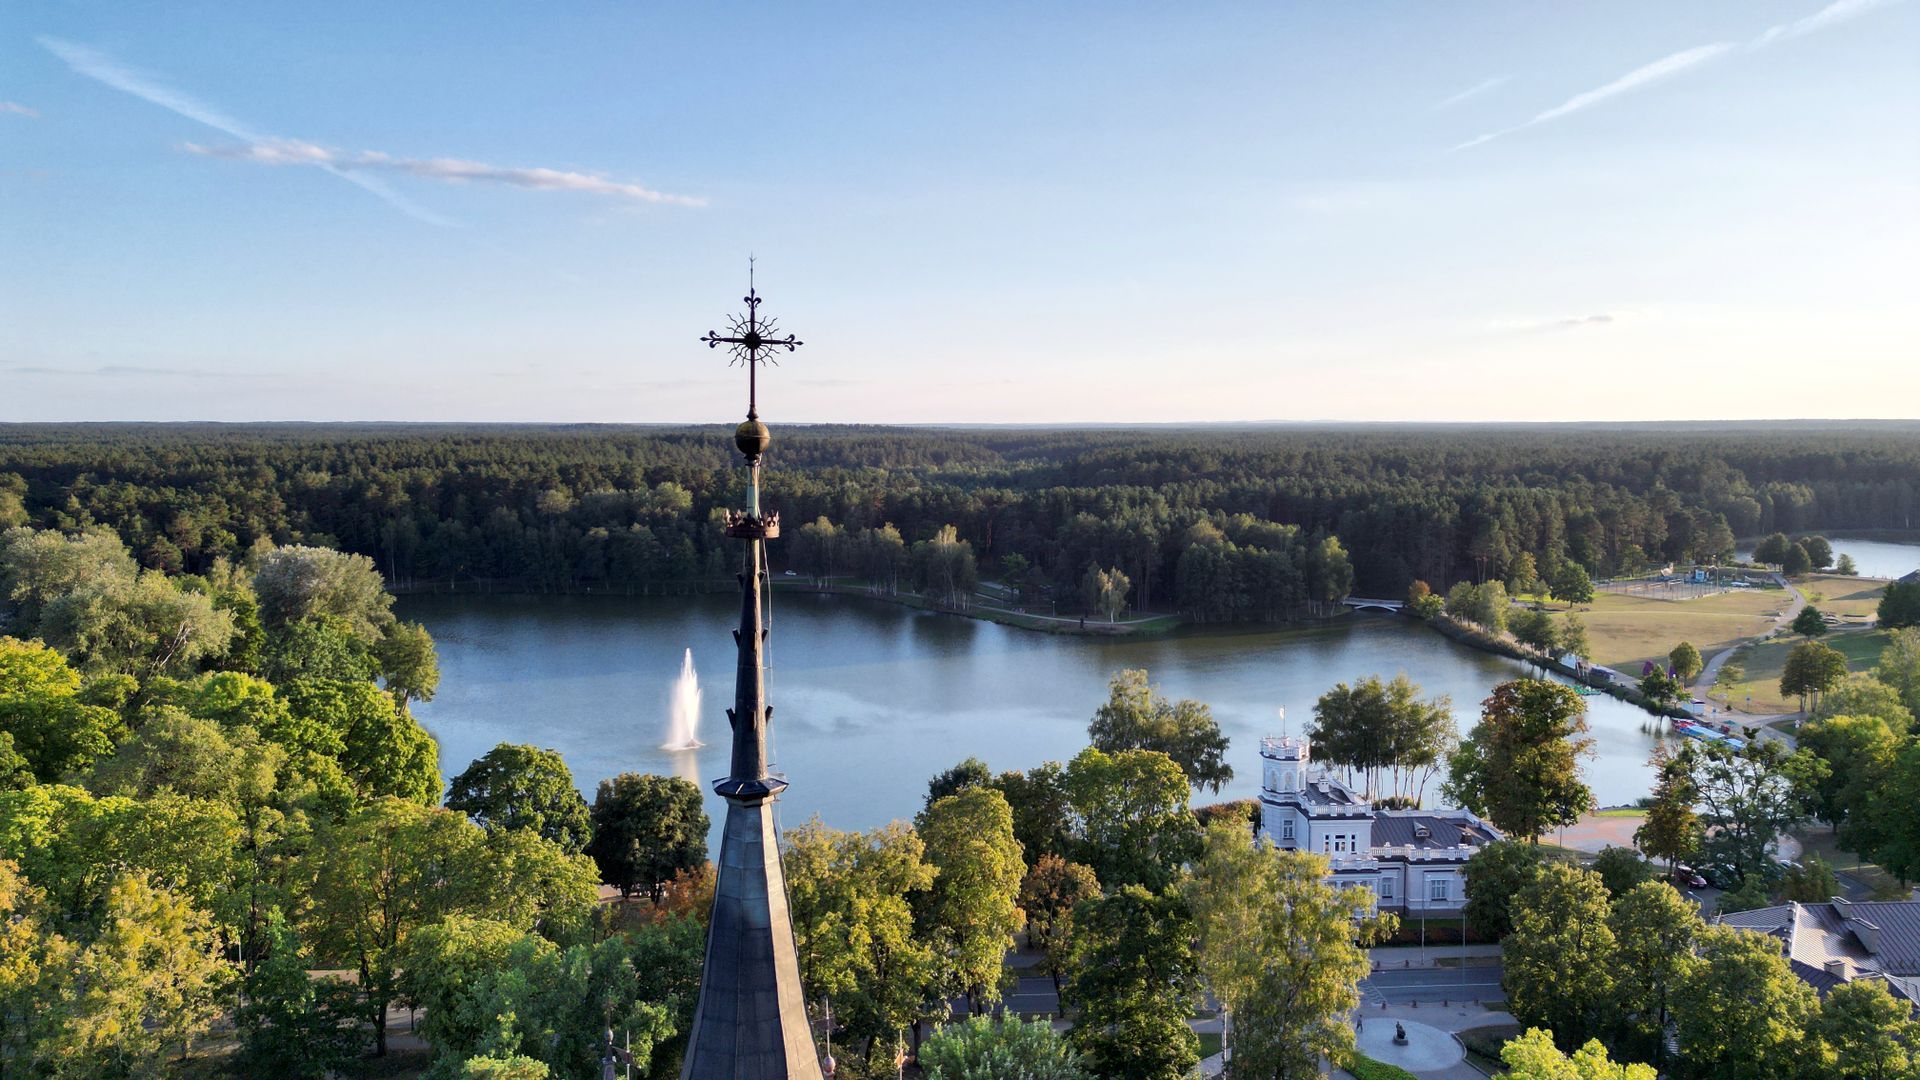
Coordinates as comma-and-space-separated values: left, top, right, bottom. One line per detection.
1431, 76, 1508, 111
1, 101, 39, 117
37, 37, 703, 222
1453, 0, 1908, 151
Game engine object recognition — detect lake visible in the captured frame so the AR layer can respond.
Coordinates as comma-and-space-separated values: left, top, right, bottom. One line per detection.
400, 592, 1668, 842
1734, 536, 1920, 580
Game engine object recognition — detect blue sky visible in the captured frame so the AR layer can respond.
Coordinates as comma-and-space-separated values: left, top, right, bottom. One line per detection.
3, 2, 1915, 423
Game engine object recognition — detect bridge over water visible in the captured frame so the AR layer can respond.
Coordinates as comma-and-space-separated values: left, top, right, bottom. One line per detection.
1341, 596, 1405, 613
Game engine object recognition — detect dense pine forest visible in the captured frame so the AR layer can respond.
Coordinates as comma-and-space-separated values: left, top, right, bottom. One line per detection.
2, 422, 1916, 621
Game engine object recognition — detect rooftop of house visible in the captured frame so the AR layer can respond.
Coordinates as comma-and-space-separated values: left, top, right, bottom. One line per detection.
1370, 812, 1500, 851
1718, 898, 1920, 1000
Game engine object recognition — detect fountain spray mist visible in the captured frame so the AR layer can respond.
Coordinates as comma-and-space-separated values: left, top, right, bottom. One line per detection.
664, 647, 703, 749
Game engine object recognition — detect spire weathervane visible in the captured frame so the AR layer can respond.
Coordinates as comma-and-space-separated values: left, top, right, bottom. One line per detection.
681, 264, 825, 1080
702, 260, 803, 421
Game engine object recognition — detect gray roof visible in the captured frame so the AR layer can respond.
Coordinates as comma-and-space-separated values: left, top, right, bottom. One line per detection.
1370, 813, 1498, 850
1718, 899, 1920, 1000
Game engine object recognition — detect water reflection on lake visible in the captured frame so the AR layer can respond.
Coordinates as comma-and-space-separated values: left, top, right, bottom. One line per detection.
1735, 537, 1920, 580
402, 592, 1668, 841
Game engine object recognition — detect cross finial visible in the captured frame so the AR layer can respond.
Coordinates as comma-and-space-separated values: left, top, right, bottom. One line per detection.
701, 261, 803, 420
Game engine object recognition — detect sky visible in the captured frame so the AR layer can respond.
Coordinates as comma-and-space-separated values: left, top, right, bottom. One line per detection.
2, 1, 1916, 424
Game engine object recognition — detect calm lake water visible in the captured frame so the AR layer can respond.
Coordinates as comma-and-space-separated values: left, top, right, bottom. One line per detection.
1734, 536, 1920, 580
400, 592, 1667, 841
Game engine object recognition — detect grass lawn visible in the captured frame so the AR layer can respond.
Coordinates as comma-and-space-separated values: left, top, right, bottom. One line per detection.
1717, 628, 1892, 714
1197, 1031, 1223, 1058
1796, 574, 1888, 622
1577, 588, 1785, 673
1592, 808, 1648, 819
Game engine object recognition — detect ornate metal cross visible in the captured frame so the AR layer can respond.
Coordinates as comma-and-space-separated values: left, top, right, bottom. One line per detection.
701, 262, 802, 419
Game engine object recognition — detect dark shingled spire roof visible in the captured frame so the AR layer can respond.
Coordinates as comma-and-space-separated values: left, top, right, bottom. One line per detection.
680, 275, 823, 1080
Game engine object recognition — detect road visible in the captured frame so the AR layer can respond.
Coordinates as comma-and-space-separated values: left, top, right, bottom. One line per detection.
1360, 964, 1506, 1006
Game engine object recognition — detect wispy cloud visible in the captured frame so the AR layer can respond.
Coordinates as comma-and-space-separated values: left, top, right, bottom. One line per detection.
1431, 77, 1508, 112
182, 141, 705, 206
1453, 0, 1909, 151
37, 37, 704, 223
1487, 313, 1619, 335
1, 101, 39, 118
1453, 43, 1734, 151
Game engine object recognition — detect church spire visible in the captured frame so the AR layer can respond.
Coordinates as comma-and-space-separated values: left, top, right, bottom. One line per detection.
681, 268, 823, 1080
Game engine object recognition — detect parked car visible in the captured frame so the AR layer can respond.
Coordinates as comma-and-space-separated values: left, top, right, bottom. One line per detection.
783, 570, 797, 577
1673, 864, 1709, 889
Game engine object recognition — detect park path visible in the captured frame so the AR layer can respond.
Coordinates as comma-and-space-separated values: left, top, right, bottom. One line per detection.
1697, 573, 1805, 696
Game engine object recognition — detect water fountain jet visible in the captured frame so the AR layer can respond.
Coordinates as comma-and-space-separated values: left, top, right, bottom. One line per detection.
663, 648, 704, 749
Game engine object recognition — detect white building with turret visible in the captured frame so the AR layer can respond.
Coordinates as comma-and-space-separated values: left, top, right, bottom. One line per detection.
1258, 735, 1500, 913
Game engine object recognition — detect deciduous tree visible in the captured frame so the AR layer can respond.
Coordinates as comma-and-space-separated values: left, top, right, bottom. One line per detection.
1670, 641, 1703, 681
1504, 863, 1617, 1049
1444, 680, 1595, 843
1188, 824, 1392, 1080
252, 545, 394, 640
1087, 669, 1232, 793
920, 1016, 1089, 1080
374, 620, 439, 710
1063, 747, 1201, 892
1671, 925, 1819, 1080
1793, 605, 1828, 638
1808, 978, 1920, 1080
585, 773, 708, 900
1019, 854, 1100, 1005
1607, 881, 1699, 1070
918, 787, 1026, 1012
446, 743, 592, 854
1063, 885, 1200, 1080
1781, 640, 1848, 712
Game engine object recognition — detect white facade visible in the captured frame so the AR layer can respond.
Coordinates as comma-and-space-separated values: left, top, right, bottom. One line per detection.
1257, 735, 1499, 913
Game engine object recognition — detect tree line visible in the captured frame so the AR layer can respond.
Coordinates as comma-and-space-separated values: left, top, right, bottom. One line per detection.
4, 421, 1916, 623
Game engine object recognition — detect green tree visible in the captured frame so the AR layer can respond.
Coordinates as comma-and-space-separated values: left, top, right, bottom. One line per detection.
252, 545, 395, 640
1506, 551, 1544, 598
1306, 535, 1355, 611
925, 756, 992, 809
1510, 607, 1561, 656
38, 570, 237, 678
397, 914, 529, 1056
1063, 885, 1200, 1080
1063, 747, 1201, 892
1444, 680, 1595, 843
1798, 711, 1902, 830
446, 743, 592, 854
374, 619, 439, 710
85, 705, 283, 805
286, 677, 440, 804
0, 526, 138, 630
1188, 824, 1392, 1080
920, 1016, 1089, 1080
1879, 627, 1920, 718
1808, 978, 1920, 1080
783, 819, 936, 1061
1812, 675, 1915, 728
1590, 846, 1653, 898
1019, 854, 1100, 1005
1781, 640, 1849, 711
992, 761, 1074, 864
235, 910, 362, 1077
1670, 641, 1703, 681
1500, 1028, 1657, 1079
1639, 669, 1684, 709
1607, 881, 1700, 1070
1780, 854, 1841, 903
585, 773, 709, 900
1783, 543, 1814, 576
1835, 553, 1859, 575
1857, 739, 1920, 884
1560, 613, 1592, 662
1716, 874, 1774, 914
1087, 669, 1233, 793
1463, 840, 1546, 940
1879, 582, 1920, 630
260, 614, 376, 684
0, 636, 125, 782
1793, 604, 1828, 638
918, 787, 1026, 1012
1802, 536, 1835, 570
1504, 863, 1617, 1049
1679, 739, 1825, 887
1551, 563, 1595, 605
1671, 925, 1820, 1080
1447, 580, 1512, 629
36, 873, 234, 1073
1308, 674, 1454, 803
1752, 533, 1795, 566
1635, 743, 1701, 873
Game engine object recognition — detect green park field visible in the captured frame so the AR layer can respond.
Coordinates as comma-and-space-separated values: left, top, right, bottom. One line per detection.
1577, 587, 1786, 674
1717, 628, 1893, 715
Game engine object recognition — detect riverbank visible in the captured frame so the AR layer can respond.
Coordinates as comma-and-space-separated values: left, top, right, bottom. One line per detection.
1423, 613, 1688, 720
